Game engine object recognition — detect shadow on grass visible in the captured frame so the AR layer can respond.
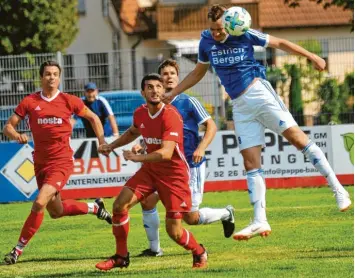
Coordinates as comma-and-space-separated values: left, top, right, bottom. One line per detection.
25, 267, 240, 278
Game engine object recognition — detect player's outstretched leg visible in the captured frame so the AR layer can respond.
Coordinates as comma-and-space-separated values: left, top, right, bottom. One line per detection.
4, 209, 45, 265
94, 198, 112, 224
302, 141, 351, 211
59, 198, 112, 224
233, 169, 271, 241
196, 205, 235, 238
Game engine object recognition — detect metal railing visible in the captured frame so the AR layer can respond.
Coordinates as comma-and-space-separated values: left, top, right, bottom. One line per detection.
0, 37, 353, 141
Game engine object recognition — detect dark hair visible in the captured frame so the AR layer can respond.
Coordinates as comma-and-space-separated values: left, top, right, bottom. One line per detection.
39, 60, 61, 77
140, 73, 163, 91
208, 4, 227, 22
158, 59, 179, 75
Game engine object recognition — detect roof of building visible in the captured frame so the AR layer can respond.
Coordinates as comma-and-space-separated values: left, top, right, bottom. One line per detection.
259, 0, 352, 28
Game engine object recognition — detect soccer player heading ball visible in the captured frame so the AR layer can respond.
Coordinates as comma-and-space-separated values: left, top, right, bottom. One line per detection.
162, 4, 351, 241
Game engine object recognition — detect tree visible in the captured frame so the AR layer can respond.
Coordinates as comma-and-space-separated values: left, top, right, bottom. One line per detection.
339, 72, 354, 123
318, 78, 341, 125
286, 64, 304, 126
0, 0, 78, 55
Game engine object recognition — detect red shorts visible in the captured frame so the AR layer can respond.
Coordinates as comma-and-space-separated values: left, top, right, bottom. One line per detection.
34, 161, 73, 191
125, 164, 191, 217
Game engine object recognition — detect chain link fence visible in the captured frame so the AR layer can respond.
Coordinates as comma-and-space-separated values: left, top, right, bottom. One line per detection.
0, 36, 353, 141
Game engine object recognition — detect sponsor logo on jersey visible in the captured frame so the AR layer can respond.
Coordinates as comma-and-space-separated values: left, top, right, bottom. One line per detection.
211, 47, 245, 65
37, 117, 63, 125
35, 105, 41, 111
140, 123, 145, 128
144, 137, 162, 145
211, 45, 217, 50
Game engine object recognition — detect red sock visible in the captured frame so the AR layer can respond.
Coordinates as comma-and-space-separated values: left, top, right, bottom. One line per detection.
112, 211, 130, 257
175, 229, 204, 255
61, 200, 88, 216
17, 210, 44, 248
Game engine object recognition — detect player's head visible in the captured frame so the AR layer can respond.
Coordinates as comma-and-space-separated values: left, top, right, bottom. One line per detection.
208, 4, 228, 42
39, 60, 61, 90
141, 73, 165, 106
84, 82, 98, 103
158, 59, 179, 92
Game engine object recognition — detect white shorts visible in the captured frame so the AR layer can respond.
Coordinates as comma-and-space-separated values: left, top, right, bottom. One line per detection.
189, 161, 206, 212
232, 79, 298, 151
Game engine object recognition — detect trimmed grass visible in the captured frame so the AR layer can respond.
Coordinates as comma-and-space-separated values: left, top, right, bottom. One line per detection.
0, 187, 353, 277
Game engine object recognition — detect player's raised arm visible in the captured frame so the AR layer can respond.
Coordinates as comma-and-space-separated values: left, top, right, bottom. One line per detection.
3, 114, 28, 144
77, 106, 105, 145
268, 35, 326, 71
164, 62, 209, 102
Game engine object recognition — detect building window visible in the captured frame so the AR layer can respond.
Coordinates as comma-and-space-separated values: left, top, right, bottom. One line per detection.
87, 53, 109, 90
78, 0, 86, 15
63, 55, 77, 95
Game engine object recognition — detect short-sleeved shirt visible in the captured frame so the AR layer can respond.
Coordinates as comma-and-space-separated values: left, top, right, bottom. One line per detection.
170, 93, 211, 168
15, 91, 84, 164
133, 104, 188, 173
75, 96, 114, 137
198, 29, 269, 99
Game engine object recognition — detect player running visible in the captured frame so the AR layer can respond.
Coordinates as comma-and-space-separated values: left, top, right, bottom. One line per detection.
163, 4, 351, 241
3, 61, 112, 265
95, 73, 208, 270
137, 59, 235, 257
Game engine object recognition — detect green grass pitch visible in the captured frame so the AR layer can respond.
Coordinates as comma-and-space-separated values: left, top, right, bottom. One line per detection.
0, 186, 353, 277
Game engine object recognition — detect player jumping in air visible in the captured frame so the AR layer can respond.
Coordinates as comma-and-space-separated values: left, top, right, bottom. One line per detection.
163, 4, 351, 241
95, 73, 208, 270
3, 61, 112, 265
137, 59, 235, 257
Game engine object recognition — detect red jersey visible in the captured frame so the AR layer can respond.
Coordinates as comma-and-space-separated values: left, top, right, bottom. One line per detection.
15, 90, 84, 164
133, 104, 189, 173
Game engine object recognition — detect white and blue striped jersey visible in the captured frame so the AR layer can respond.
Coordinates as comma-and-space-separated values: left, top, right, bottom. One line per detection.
198, 29, 269, 99
170, 93, 211, 168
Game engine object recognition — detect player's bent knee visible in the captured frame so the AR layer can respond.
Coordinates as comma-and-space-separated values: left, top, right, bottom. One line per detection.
48, 211, 62, 219
183, 212, 199, 225
113, 198, 130, 214
32, 199, 47, 212
140, 197, 158, 211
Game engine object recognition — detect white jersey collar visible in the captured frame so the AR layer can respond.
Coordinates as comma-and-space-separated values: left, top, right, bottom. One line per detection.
148, 103, 165, 119
40, 90, 60, 102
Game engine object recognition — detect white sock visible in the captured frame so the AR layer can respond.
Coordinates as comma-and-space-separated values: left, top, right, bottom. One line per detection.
87, 203, 95, 214
198, 207, 230, 224
247, 169, 267, 223
142, 208, 160, 252
302, 141, 344, 192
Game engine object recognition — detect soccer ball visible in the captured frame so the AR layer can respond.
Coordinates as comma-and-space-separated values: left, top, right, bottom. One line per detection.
222, 6, 252, 36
